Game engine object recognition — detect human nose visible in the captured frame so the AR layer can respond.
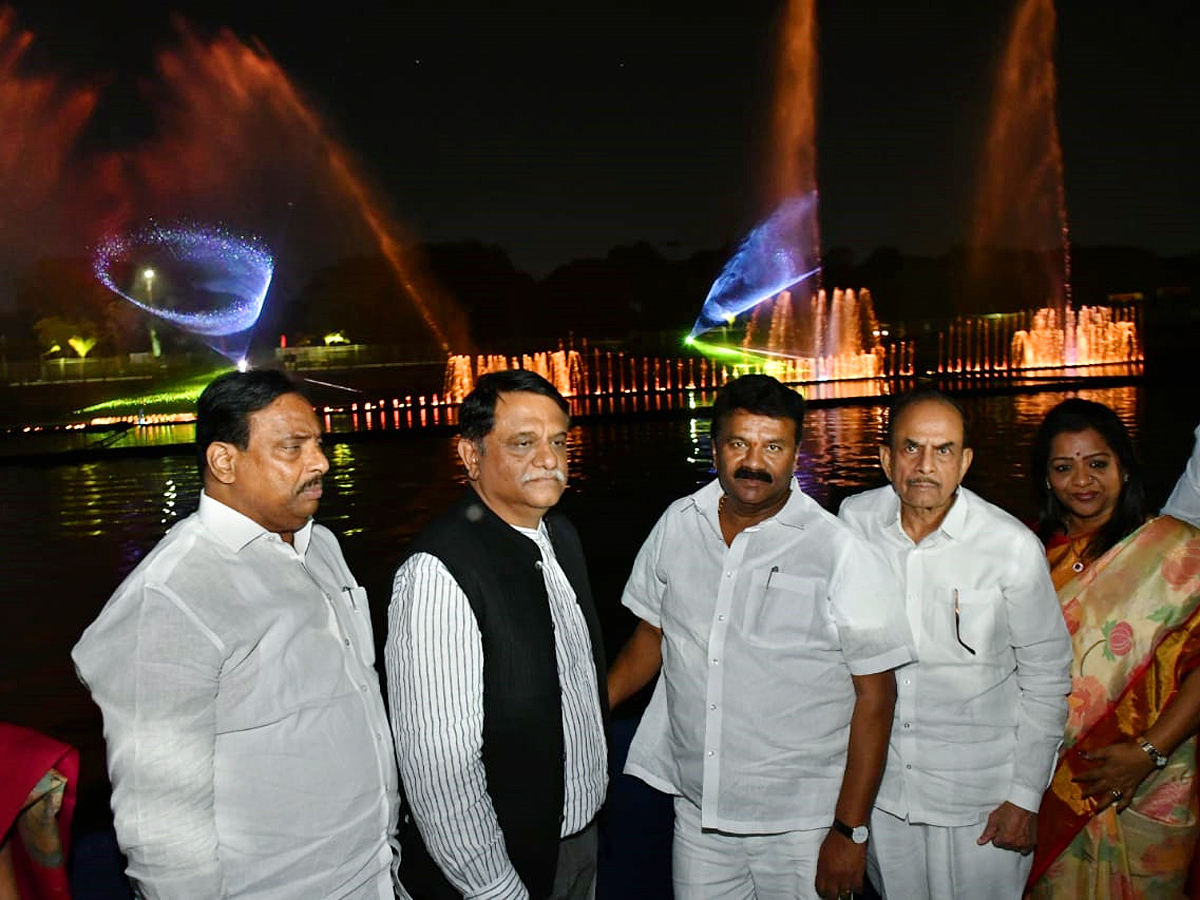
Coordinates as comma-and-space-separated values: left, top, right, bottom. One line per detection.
1069, 463, 1092, 486
533, 438, 559, 468
916, 446, 936, 472
309, 442, 330, 474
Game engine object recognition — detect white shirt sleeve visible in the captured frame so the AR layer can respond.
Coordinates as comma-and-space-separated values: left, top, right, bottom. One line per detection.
620, 510, 670, 626
77, 584, 227, 899
1002, 532, 1073, 812
385, 553, 530, 900
1163, 423, 1200, 529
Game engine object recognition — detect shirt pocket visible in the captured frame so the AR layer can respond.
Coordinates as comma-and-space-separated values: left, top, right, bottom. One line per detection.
948, 586, 1004, 658
741, 569, 825, 649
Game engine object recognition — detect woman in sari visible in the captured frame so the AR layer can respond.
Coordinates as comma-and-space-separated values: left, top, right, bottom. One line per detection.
1027, 399, 1200, 898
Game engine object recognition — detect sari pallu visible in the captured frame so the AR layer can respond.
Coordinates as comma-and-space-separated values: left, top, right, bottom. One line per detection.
1028, 516, 1200, 898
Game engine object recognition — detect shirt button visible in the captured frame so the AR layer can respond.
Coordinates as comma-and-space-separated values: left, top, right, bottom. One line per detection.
906, 764, 913, 770
903, 679, 911, 686
710, 704, 717, 710
725, 572, 733, 579
718, 615, 726, 622
903, 722, 910, 729
707, 751, 715, 757
360, 683, 368, 692
711, 658, 719, 665
344, 638, 351, 648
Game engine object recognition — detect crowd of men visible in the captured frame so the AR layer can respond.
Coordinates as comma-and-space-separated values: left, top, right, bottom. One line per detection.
74, 368, 1076, 899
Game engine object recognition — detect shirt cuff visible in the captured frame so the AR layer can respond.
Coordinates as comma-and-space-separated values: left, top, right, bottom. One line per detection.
1006, 784, 1044, 814
464, 866, 529, 900
845, 646, 915, 677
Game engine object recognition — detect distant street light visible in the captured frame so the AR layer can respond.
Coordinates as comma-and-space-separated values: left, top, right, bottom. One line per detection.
143, 268, 161, 358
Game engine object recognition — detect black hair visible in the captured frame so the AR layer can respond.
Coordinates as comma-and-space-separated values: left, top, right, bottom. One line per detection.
1031, 397, 1146, 558
710, 374, 806, 443
196, 369, 303, 478
885, 387, 971, 449
459, 370, 569, 443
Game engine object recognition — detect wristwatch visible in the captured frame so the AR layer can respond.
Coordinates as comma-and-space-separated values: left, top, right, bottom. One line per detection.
1138, 737, 1169, 769
832, 818, 870, 844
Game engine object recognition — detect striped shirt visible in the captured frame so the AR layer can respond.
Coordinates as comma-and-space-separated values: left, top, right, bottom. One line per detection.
386, 520, 607, 900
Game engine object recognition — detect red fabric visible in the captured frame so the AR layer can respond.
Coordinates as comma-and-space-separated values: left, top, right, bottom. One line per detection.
0, 723, 78, 898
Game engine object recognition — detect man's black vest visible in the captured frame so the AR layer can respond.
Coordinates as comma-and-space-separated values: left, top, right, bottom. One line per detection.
397, 490, 608, 899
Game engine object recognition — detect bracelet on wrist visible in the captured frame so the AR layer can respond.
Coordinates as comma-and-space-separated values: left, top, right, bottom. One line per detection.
1137, 736, 1169, 769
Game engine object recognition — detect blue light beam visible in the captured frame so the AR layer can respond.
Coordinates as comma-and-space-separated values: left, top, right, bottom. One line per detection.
688, 191, 821, 340
94, 222, 274, 361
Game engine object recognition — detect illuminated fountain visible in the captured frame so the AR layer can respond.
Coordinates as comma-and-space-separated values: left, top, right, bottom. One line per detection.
93, 222, 273, 365
0, 9, 98, 262
0, 9, 463, 361
683, 1, 907, 383
953, 0, 1140, 376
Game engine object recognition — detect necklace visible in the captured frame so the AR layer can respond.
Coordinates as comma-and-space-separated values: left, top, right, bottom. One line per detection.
1066, 533, 1093, 573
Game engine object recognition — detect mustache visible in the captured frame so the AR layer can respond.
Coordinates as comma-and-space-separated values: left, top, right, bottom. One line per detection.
906, 478, 940, 488
733, 467, 773, 484
297, 476, 323, 494
522, 469, 567, 485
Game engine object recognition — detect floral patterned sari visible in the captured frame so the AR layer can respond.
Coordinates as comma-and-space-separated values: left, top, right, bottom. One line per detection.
1028, 516, 1200, 898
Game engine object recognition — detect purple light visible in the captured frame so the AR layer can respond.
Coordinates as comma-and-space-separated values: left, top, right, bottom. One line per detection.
93, 222, 273, 359
689, 192, 821, 339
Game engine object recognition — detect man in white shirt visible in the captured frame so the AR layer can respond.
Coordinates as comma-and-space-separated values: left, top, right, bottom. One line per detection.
386, 370, 608, 900
838, 387, 1072, 900
72, 370, 400, 899
608, 374, 914, 900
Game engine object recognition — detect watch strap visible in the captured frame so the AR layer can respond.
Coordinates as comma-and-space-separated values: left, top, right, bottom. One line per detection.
832, 818, 869, 843
1138, 737, 1169, 768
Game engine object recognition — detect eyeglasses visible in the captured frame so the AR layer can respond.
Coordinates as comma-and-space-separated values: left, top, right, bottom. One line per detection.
953, 589, 976, 655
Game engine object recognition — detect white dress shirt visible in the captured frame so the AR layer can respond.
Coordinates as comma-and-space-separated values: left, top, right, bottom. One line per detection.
386, 520, 607, 900
1164, 422, 1200, 528
72, 493, 400, 900
838, 485, 1072, 824
622, 478, 914, 834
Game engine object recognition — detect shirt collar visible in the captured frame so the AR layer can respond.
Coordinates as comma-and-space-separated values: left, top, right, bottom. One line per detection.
198, 491, 314, 555
689, 477, 807, 530
882, 483, 968, 541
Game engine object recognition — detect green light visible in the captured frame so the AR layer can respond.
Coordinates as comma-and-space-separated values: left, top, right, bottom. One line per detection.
80, 368, 235, 414
684, 334, 695, 346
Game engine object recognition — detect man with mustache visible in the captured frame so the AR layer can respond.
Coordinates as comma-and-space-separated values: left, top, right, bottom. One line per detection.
608, 374, 913, 900
386, 370, 607, 900
73, 370, 401, 899
838, 388, 1071, 899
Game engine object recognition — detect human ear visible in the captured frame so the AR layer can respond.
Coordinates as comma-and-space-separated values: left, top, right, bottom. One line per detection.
879, 445, 894, 483
206, 442, 238, 485
458, 437, 481, 481
959, 446, 975, 480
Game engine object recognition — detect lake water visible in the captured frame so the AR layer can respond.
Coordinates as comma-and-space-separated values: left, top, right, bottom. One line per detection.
3, 380, 1199, 837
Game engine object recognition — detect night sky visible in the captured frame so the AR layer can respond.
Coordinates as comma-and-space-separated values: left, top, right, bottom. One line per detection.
8, 0, 1199, 278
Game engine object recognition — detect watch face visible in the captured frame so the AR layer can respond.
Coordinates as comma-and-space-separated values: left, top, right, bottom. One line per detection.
852, 825, 870, 843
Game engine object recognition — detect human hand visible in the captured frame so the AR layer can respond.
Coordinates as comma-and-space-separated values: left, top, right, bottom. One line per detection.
976, 801, 1036, 854
1074, 741, 1156, 812
814, 830, 866, 900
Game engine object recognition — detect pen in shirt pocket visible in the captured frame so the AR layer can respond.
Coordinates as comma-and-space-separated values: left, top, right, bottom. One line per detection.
342, 586, 357, 610
765, 565, 779, 590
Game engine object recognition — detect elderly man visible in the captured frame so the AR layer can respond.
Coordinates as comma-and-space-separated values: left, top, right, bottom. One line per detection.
386, 370, 607, 900
838, 387, 1072, 899
607, 374, 914, 900
73, 370, 400, 899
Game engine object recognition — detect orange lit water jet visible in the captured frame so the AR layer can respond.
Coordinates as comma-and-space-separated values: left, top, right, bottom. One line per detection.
111, 25, 464, 353
0, 7, 99, 256
970, 0, 1069, 308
